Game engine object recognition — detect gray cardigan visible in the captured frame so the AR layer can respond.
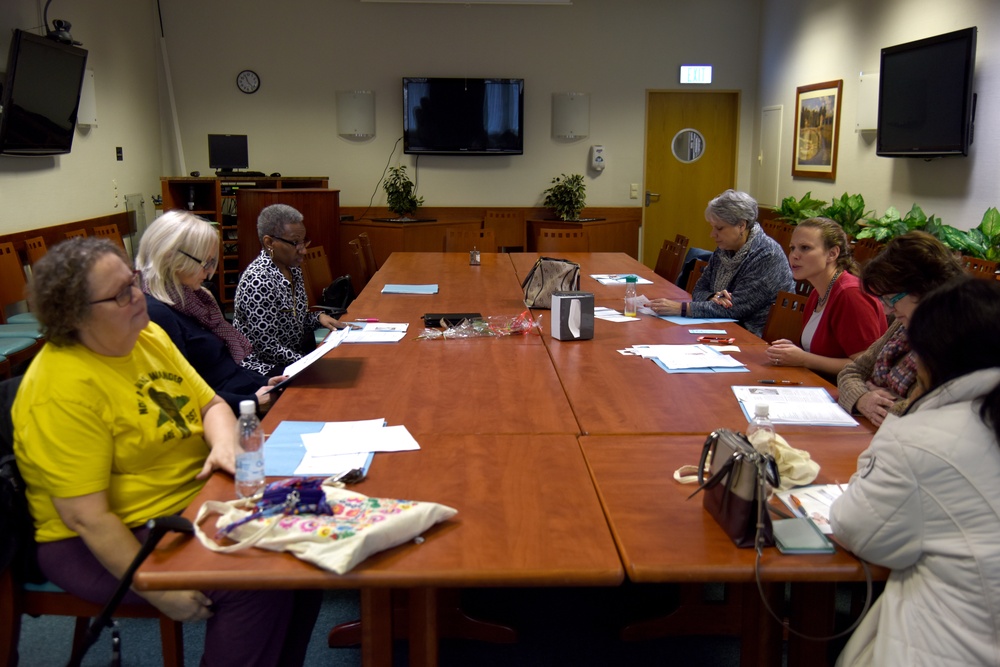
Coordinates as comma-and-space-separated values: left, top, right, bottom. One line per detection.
687, 227, 794, 337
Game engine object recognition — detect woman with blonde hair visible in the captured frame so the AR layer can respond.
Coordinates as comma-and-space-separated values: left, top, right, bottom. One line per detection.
137, 210, 284, 413
766, 217, 886, 378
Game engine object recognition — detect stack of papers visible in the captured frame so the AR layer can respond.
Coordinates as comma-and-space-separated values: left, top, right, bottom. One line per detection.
775, 485, 845, 534
624, 344, 748, 374
265, 419, 421, 477
731, 386, 859, 427
282, 326, 351, 377
344, 322, 408, 343
590, 274, 654, 286
594, 307, 642, 323
381, 284, 439, 294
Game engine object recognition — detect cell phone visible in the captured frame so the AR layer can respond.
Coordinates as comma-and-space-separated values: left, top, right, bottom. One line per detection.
697, 335, 736, 344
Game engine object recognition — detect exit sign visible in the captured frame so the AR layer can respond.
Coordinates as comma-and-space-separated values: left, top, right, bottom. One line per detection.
680, 65, 713, 84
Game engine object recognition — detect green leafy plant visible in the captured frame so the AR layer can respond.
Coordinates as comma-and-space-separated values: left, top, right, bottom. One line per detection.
857, 203, 932, 242
383, 165, 424, 219
976, 207, 1000, 261
543, 173, 587, 221
823, 192, 871, 238
775, 191, 827, 224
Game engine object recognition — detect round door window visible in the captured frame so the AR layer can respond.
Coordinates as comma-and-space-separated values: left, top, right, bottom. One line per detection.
671, 128, 706, 163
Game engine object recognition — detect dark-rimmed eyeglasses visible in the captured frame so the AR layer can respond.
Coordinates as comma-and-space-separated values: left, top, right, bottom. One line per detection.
178, 249, 219, 272
879, 292, 909, 309
90, 271, 141, 307
270, 236, 311, 250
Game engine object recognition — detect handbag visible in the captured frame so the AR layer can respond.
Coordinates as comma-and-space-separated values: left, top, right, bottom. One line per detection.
521, 257, 580, 309
690, 429, 779, 549
194, 477, 457, 574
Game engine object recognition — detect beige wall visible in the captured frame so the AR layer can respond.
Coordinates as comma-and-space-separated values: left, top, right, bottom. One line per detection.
756, 0, 1000, 229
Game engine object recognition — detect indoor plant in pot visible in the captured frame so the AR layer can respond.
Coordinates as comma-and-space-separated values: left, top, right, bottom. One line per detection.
383, 165, 424, 221
543, 173, 586, 221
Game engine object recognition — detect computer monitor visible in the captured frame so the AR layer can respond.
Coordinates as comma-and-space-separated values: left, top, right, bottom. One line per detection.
208, 134, 249, 173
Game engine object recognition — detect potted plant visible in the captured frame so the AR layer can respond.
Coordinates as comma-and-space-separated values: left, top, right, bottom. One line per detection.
775, 191, 827, 225
823, 192, 871, 238
383, 165, 424, 220
543, 173, 587, 221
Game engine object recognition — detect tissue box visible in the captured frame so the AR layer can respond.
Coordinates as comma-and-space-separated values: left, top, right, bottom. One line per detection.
551, 291, 594, 341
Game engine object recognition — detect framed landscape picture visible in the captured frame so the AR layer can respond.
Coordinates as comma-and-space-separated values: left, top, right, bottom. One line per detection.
792, 79, 843, 180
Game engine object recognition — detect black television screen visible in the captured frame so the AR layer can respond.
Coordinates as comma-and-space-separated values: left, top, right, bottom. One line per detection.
403, 77, 523, 155
0, 29, 88, 156
877, 27, 977, 157
208, 134, 249, 172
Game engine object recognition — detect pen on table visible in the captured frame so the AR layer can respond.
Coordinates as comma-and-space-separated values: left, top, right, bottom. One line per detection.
789, 494, 809, 518
757, 379, 804, 385
357, 318, 379, 323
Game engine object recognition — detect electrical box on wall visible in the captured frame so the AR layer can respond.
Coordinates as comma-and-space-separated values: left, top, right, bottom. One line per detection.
857, 72, 879, 133
590, 145, 605, 171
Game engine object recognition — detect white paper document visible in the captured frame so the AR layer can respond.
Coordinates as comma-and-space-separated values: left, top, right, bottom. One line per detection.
282, 326, 350, 377
381, 284, 439, 294
775, 485, 845, 534
344, 322, 409, 343
300, 422, 420, 456
731, 386, 859, 427
590, 274, 654, 286
629, 344, 746, 369
594, 306, 642, 323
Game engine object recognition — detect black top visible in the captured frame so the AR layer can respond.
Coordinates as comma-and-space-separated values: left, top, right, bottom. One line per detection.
145, 294, 268, 414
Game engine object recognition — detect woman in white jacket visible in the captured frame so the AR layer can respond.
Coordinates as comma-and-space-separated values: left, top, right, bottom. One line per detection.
830, 276, 1000, 667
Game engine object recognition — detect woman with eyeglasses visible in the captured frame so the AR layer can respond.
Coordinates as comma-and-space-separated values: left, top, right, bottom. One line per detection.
837, 231, 964, 426
137, 211, 285, 414
233, 203, 343, 376
830, 276, 1000, 666
13, 237, 319, 666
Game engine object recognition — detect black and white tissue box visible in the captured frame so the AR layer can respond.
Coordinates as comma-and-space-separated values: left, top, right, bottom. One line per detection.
551, 291, 594, 341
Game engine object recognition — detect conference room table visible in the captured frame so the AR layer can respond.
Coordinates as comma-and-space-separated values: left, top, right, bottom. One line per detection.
134, 251, 880, 667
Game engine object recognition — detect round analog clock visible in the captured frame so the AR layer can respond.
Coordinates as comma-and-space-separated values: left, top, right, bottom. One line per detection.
236, 69, 260, 94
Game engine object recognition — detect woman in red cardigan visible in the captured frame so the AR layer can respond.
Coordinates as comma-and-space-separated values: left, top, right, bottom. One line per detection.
766, 218, 887, 379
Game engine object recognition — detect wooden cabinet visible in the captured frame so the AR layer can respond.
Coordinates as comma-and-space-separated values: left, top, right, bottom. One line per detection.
160, 176, 328, 305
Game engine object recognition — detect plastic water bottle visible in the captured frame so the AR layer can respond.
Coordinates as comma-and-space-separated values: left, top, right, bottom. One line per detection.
235, 400, 265, 499
746, 403, 776, 457
624, 275, 638, 317
187, 186, 196, 211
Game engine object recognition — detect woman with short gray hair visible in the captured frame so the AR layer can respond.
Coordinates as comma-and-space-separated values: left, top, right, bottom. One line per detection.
649, 189, 794, 336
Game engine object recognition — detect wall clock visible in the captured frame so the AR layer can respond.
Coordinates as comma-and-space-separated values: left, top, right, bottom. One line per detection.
236, 70, 260, 94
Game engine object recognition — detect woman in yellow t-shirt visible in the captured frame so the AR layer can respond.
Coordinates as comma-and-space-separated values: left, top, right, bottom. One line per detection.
13, 237, 317, 666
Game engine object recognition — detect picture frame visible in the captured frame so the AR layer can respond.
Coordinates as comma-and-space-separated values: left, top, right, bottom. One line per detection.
792, 79, 843, 180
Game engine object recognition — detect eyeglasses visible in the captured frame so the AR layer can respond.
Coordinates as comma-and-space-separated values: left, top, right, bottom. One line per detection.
178, 249, 218, 272
270, 236, 311, 250
90, 270, 141, 307
879, 292, 909, 309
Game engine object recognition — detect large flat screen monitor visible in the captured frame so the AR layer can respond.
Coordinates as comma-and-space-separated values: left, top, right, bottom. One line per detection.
403, 77, 524, 155
0, 30, 89, 156
877, 27, 977, 158
208, 134, 249, 173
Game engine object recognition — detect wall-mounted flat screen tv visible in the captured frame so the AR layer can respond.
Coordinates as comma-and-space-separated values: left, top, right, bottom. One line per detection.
208, 134, 249, 173
877, 27, 977, 158
403, 77, 523, 155
0, 29, 88, 156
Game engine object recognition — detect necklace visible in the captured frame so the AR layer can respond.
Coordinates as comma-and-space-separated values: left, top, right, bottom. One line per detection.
816, 269, 842, 310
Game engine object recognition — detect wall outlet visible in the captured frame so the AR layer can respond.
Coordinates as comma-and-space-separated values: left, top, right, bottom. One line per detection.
629, 183, 639, 199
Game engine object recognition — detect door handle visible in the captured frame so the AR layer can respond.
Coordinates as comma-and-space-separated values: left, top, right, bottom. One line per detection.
645, 191, 660, 207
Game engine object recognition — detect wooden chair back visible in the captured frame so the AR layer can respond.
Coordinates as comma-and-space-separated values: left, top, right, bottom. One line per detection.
685, 259, 708, 293
536, 229, 589, 253
63, 229, 87, 240
348, 238, 369, 296
358, 232, 379, 274
851, 237, 884, 266
301, 245, 334, 306
483, 210, 526, 251
761, 290, 809, 344
962, 255, 999, 279
445, 228, 496, 253
0, 243, 28, 325
24, 237, 47, 267
92, 224, 126, 251
794, 280, 814, 296
759, 219, 793, 253
654, 240, 687, 284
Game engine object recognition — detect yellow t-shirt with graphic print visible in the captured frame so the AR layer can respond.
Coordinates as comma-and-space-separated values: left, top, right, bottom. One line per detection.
13, 323, 217, 542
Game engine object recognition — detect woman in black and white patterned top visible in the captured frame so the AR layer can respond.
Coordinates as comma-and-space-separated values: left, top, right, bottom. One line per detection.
233, 204, 343, 376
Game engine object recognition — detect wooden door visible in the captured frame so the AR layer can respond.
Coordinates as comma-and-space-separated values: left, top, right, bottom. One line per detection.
642, 92, 739, 267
